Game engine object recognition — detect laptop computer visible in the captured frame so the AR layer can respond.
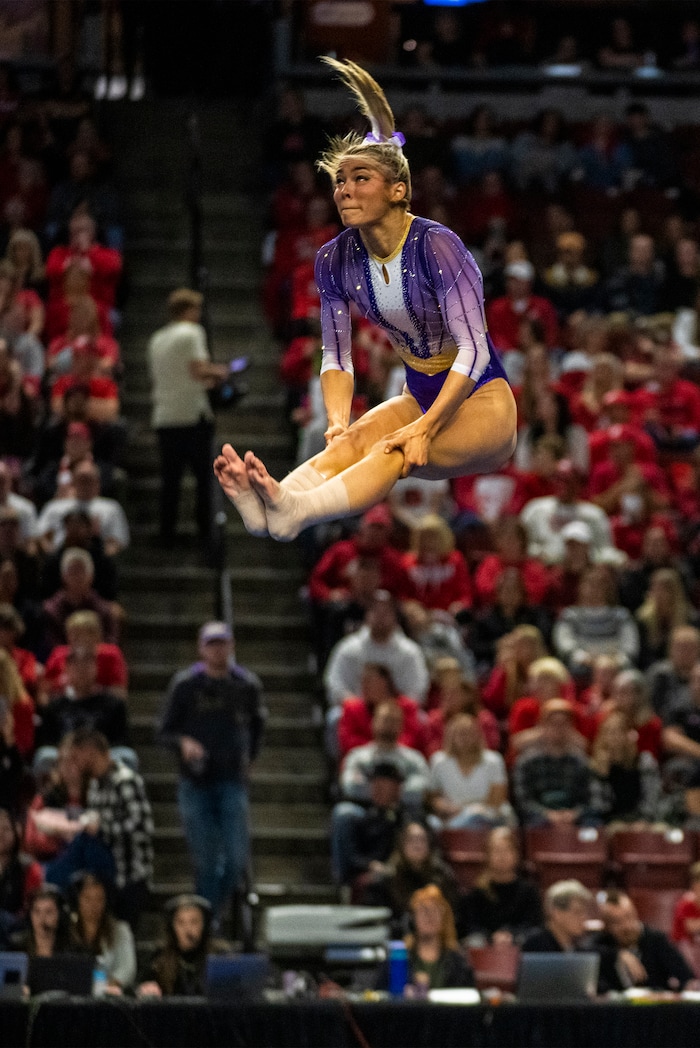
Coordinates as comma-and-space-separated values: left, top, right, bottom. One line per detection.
205, 953, 270, 1001
517, 952, 600, 1002
0, 952, 28, 999
28, 954, 94, 997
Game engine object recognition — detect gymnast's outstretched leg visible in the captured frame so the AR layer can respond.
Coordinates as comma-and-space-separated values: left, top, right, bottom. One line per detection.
213, 444, 268, 537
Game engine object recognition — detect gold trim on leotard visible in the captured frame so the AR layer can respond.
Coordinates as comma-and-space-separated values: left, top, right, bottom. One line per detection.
390, 339, 458, 375
363, 213, 415, 265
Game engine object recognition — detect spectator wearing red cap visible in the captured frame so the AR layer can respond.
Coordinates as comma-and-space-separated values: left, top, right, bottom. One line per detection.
486, 261, 560, 353
308, 504, 414, 668
520, 459, 621, 566
50, 336, 120, 425
588, 423, 671, 517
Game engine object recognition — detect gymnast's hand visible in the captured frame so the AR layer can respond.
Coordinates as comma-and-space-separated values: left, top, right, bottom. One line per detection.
383, 420, 430, 477
324, 422, 347, 446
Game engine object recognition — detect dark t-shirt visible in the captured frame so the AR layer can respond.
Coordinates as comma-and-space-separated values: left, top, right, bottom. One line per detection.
668, 703, 700, 745
457, 878, 543, 942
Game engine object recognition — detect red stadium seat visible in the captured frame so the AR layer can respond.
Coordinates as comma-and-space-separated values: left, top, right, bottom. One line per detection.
628, 888, 686, 937
438, 828, 492, 892
609, 830, 695, 890
468, 944, 521, 993
524, 826, 608, 890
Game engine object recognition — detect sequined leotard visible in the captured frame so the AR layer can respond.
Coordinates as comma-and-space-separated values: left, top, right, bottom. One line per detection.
314, 215, 508, 413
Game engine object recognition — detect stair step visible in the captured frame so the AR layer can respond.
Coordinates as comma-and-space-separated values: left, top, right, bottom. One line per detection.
137, 742, 325, 775
151, 800, 328, 830
154, 824, 328, 855
133, 688, 317, 717
132, 714, 320, 750
144, 771, 327, 805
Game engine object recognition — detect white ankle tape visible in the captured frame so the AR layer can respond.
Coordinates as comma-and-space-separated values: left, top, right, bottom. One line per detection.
281, 463, 326, 493
229, 489, 268, 537
266, 474, 351, 542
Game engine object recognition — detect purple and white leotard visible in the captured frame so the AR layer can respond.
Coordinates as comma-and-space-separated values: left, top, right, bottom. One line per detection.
314, 215, 508, 413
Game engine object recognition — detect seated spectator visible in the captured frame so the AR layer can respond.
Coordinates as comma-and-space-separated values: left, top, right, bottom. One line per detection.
0, 604, 41, 700
648, 625, 700, 722
570, 353, 625, 432
638, 342, 700, 454
0, 806, 42, 945
428, 714, 514, 830
388, 475, 451, 535
40, 509, 118, 602
471, 567, 551, 671
0, 260, 44, 393
620, 103, 679, 190
579, 653, 628, 715
0, 339, 36, 460
508, 657, 583, 760
331, 761, 421, 888
576, 114, 627, 191
138, 894, 227, 997
619, 526, 694, 614
595, 668, 663, 761
42, 548, 118, 649
553, 567, 640, 680
0, 697, 22, 812
546, 521, 594, 615
605, 234, 665, 318
37, 460, 128, 557
589, 710, 661, 827
44, 609, 126, 701
541, 233, 599, 320
513, 699, 594, 827
515, 387, 589, 475
11, 883, 71, 958
588, 425, 671, 518
662, 662, 700, 779
636, 569, 698, 671
45, 211, 121, 342
324, 590, 429, 708
595, 890, 693, 992
671, 862, 700, 944
0, 507, 39, 605
49, 342, 120, 426
450, 105, 509, 186
456, 827, 542, 945
401, 600, 476, 683
0, 646, 33, 759
0, 460, 36, 550
51, 729, 153, 928
425, 661, 499, 755
0, 559, 40, 656
486, 260, 559, 353
510, 434, 566, 512
69, 870, 136, 992
338, 703, 429, 809
4, 228, 45, 298
35, 647, 127, 753
308, 505, 413, 669
33, 384, 126, 476
520, 459, 619, 566
401, 515, 472, 616
362, 821, 457, 926
509, 110, 577, 195
473, 516, 551, 610
337, 662, 426, 762
47, 299, 120, 379
522, 880, 593, 952
481, 625, 546, 722
661, 237, 700, 313
24, 738, 86, 862
374, 885, 474, 992
597, 17, 641, 70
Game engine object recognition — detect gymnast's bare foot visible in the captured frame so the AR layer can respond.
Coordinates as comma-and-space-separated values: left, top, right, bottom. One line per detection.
213, 444, 268, 537
245, 451, 301, 541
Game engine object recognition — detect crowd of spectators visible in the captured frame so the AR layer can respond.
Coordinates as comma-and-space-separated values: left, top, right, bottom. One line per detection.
262, 77, 700, 988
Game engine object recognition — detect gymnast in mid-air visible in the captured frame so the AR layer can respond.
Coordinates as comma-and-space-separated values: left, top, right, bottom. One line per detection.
214, 57, 517, 542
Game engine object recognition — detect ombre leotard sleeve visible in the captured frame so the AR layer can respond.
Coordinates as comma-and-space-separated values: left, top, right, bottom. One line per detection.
315, 237, 354, 377
419, 225, 491, 384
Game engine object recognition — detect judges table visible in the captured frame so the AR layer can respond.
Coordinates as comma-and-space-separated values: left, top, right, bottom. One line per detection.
4, 998, 700, 1048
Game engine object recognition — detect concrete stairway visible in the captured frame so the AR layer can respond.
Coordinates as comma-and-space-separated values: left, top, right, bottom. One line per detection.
103, 100, 335, 938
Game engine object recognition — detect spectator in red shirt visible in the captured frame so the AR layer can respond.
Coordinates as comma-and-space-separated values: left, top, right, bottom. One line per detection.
480, 624, 547, 721
425, 660, 499, 756
639, 343, 700, 453
588, 423, 670, 516
337, 663, 427, 760
474, 516, 551, 609
50, 338, 119, 425
44, 608, 127, 701
0, 603, 40, 701
570, 353, 625, 433
402, 514, 472, 616
486, 260, 559, 353
0, 645, 34, 758
671, 862, 700, 944
46, 210, 121, 316
591, 668, 663, 761
507, 656, 585, 764
587, 397, 655, 468
609, 481, 677, 564
510, 434, 565, 513
47, 296, 120, 380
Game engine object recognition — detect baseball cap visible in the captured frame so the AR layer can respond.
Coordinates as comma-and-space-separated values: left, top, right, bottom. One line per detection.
505, 260, 535, 282
561, 521, 593, 545
362, 504, 393, 528
198, 621, 232, 645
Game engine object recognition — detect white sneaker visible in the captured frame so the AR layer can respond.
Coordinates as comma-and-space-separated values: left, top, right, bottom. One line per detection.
94, 75, 108, 100
107, 75, 127, 100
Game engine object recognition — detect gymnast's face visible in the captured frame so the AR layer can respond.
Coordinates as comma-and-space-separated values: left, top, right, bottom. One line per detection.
333, 158, 406, 229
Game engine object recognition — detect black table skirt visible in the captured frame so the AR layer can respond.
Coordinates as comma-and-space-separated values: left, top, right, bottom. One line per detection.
3, 998, 700, 1048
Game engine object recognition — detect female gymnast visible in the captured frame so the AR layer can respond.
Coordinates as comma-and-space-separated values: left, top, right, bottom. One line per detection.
214, 58, 517, 542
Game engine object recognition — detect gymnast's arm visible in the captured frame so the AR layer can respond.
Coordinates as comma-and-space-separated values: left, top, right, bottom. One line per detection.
315, 244, 355, 444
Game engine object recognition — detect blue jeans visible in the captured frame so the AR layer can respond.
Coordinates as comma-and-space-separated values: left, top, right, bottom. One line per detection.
330, 801, 366, 885
177, 777, 250, 916
45, 832, 117, 890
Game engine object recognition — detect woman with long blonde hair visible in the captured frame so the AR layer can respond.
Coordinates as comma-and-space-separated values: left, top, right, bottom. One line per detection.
215, 59, 515, 542
0, 645, 34, 756
428, 713, 514, 828
636, 567, 696, 670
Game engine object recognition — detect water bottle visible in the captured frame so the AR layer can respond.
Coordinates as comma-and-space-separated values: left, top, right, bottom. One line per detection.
387, 940, 409, 997
92, 959, 108, 997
